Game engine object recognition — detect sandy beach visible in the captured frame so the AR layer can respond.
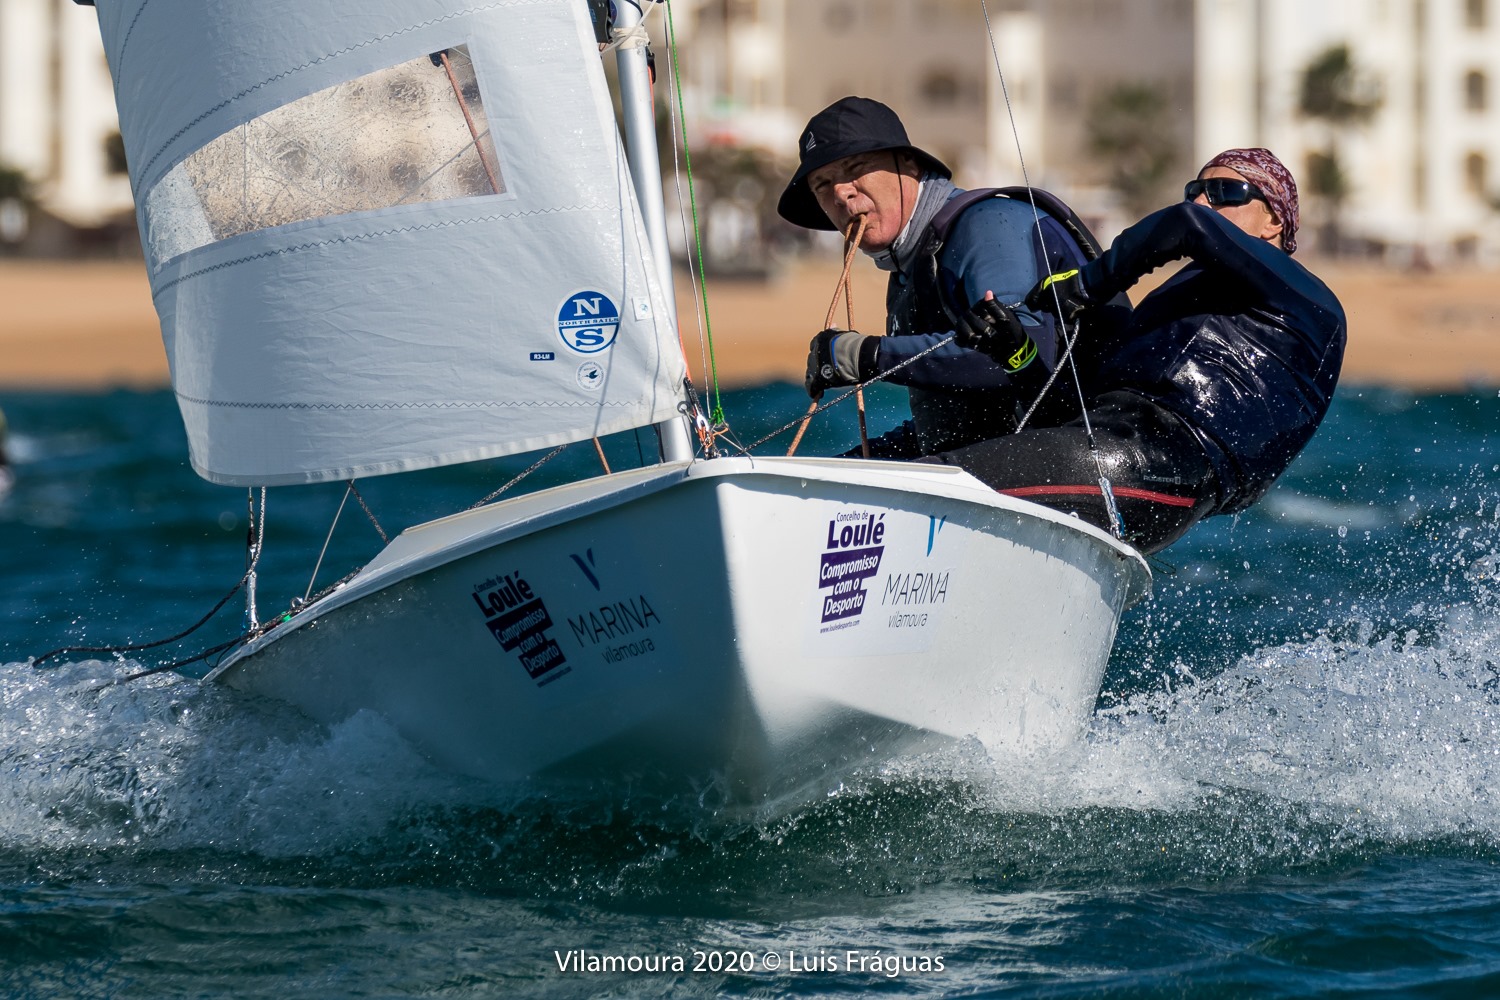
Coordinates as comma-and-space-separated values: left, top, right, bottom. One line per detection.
1, 256, 1496, 391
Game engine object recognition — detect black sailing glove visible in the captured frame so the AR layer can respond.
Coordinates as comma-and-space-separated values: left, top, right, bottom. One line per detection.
954, 297, 1037, 373
805, 329, 877, 399
1024, 268, 1093, 326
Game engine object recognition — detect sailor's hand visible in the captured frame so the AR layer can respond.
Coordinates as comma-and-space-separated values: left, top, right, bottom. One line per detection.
805, 329, 876, 399
1025, 268, 1092, 326
955, 294, 1037, 373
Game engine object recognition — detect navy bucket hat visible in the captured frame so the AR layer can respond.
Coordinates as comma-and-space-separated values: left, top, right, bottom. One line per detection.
777, 97, 952, 231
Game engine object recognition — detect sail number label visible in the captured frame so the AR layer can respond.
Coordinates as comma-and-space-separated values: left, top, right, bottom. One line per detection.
557, 291, 621, 354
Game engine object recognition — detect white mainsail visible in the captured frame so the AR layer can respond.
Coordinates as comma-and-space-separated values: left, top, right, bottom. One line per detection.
89, 0, 686, 486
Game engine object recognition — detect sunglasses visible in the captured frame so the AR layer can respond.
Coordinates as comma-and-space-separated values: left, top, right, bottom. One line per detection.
1184, 177, 1266, 207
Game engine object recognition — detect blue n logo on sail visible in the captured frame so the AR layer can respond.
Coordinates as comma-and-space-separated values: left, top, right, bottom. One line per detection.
558, 291, 621, 354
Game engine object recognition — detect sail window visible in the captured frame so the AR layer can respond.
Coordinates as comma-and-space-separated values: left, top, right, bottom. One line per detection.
143, 46, 504, 267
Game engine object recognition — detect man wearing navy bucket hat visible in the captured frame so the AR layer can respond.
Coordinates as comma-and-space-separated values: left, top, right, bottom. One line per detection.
777, 96, 1128, 457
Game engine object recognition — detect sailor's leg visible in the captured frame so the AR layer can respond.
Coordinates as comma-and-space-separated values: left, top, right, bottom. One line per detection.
922, 392, 1219, 554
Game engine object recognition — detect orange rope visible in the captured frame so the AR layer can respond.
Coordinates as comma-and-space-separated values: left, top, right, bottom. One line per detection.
593, 437, 612, 474
440, 51, 502, 195
824, 215, 868, 330
788, 217, 869, 457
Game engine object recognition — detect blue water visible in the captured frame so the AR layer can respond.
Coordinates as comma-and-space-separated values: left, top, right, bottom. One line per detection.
4, 382, 1500, 997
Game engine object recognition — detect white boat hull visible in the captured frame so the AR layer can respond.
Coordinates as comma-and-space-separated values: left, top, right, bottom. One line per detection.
206, 457, 1150, 800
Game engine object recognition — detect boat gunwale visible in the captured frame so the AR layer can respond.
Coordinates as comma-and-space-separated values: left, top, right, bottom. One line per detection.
205, 455, 1150, 680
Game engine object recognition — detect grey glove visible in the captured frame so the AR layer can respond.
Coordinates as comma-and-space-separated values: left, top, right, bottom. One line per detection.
805, 329, 877, 399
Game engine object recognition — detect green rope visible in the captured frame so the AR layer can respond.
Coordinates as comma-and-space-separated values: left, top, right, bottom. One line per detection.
662, 0, 725, 425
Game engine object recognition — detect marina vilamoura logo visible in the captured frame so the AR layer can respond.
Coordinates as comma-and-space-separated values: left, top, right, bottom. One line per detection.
557, 290, 621, 355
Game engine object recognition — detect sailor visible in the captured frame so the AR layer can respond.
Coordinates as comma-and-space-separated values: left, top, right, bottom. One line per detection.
948, 148, 1347, 553
777, 97, 1129, 457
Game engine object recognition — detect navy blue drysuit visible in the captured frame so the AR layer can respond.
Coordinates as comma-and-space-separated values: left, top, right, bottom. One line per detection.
860, 191, 1125, 455
929, 201, 1348, 553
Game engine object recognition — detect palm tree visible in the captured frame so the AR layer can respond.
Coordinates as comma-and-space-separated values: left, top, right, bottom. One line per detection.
1085, 83, 1181, 219
0, 164, 33, 249
1297, 44, 1380, 253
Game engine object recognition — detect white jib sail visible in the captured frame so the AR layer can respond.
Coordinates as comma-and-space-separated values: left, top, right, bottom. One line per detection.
85, 0, 687, 486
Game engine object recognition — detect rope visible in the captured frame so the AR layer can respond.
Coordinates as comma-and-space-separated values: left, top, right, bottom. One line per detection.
743, 334, 957, 455
663, 0, 725, 428
29, 568, 257, 666
348, 481, 389, 545
31, 505, 268, 668
602, 22, 652, 53
788, 216, 869, 457
978, 0, 1123, 538
593, 437, 612, 474
468, 443, 571, 509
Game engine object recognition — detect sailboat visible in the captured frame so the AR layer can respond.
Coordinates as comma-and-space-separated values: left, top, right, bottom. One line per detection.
77, 0, 1150, 800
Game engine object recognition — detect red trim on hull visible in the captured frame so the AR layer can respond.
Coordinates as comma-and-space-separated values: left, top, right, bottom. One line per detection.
999, 484, 1197, 508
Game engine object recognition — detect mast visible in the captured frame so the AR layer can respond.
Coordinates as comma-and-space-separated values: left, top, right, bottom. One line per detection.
612, 0, 694, 463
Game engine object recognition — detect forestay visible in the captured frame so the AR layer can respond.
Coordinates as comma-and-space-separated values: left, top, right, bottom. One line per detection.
85, 0, 685, 486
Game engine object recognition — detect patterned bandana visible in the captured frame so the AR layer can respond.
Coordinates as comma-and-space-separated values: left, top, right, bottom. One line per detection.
1200, 148, 1300, 254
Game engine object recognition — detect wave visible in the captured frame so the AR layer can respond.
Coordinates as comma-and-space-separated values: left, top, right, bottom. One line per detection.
5, 601, 1500, 894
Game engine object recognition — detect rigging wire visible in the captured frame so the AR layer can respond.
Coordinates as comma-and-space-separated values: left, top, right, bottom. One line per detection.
304, 481, 354, 603
347, 481, 388, 545
468, 443, 572, 509
978, 0, 1124, 537
739, 334, 959, 455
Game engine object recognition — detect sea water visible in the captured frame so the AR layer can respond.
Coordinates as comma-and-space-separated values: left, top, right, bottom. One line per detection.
3, 383, 1500, 997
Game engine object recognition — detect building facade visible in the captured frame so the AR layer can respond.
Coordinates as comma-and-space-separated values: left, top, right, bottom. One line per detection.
671, 0, 1500, 261
0, 0, 132, 247
4, 0, 1496, 261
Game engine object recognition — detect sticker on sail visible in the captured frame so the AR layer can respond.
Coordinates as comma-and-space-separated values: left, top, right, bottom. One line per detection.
557, 290, 621, 354
576, 361, 605, 391
817, 510, 886, 632
471, 571, 571, 687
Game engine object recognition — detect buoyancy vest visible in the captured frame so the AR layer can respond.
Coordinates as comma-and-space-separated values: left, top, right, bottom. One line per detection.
888, 187, 1132, 451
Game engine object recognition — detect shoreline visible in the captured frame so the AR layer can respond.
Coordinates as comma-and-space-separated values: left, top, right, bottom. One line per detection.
1, 258, 1497, 392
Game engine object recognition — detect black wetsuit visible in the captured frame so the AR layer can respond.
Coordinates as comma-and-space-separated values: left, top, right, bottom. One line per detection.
928, 201, 1347, 554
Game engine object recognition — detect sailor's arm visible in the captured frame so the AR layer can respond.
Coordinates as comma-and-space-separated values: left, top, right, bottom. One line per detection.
875, 198, 1060, 390
1081, 201, 1318, 306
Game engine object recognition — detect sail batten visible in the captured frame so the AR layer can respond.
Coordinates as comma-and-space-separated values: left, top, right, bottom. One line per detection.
87, 0, 686, 486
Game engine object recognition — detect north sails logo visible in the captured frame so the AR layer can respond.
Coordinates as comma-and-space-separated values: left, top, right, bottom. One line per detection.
804, 130, 817, 152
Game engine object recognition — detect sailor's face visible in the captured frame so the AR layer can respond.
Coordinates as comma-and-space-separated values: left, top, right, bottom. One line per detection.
808, 152, 921, 251
1193, 166, 1285, 246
